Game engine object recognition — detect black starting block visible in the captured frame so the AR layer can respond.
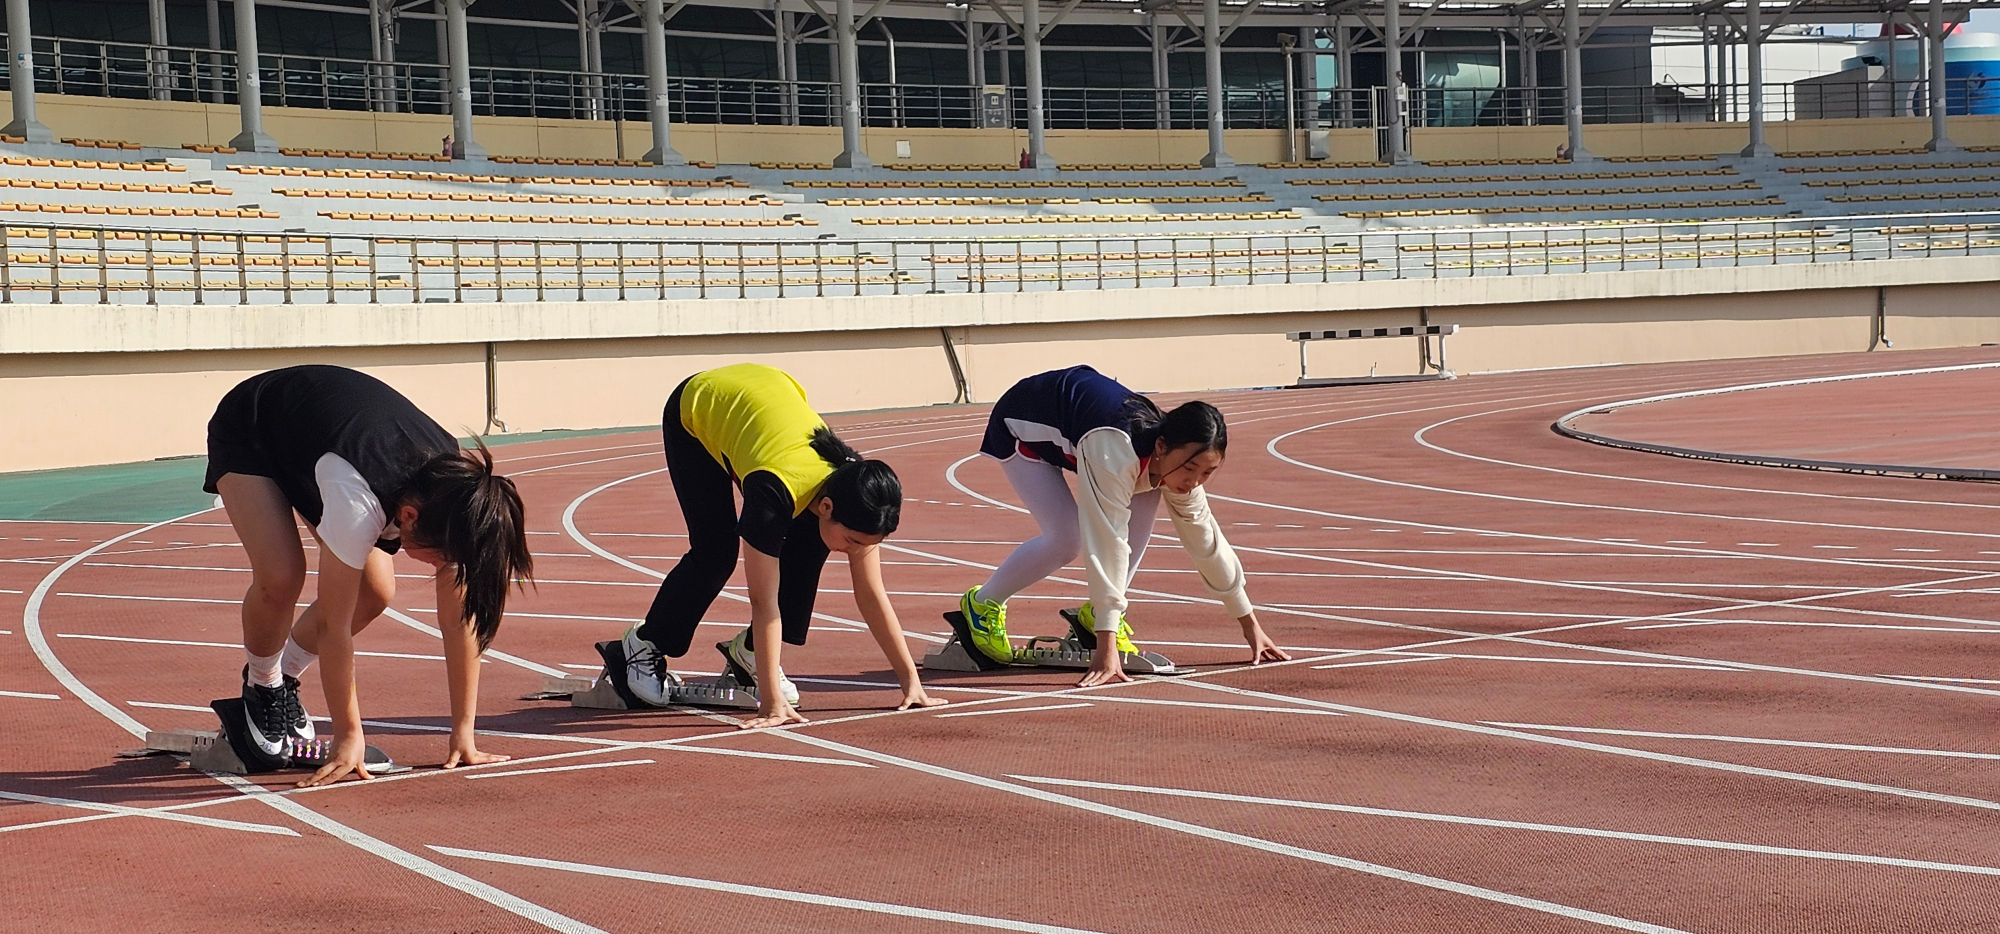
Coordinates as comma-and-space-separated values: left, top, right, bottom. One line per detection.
922, 609, 1191, 675
115, 697, 408, 776
525, 639, 763, 711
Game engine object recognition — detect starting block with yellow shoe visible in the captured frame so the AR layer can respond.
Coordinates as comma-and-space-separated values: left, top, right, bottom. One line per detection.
923, 605, 1191, 675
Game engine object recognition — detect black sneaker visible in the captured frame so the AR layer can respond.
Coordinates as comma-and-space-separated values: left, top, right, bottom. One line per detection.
278, 674, 315, 745
238, 665, 294, 760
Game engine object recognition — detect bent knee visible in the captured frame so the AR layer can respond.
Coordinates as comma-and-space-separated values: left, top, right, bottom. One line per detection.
246, 568, 305, 607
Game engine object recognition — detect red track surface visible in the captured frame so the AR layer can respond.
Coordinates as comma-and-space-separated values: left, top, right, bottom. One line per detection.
1567, 361, 2000, 474
7, 347, 2000, 933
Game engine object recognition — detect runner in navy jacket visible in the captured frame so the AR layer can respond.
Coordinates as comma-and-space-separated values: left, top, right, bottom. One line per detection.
956, 366, 1289, 685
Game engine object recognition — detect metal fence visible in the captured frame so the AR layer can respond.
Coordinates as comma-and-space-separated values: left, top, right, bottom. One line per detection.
8, 35, 1991, 133
5, 212, 1995, 306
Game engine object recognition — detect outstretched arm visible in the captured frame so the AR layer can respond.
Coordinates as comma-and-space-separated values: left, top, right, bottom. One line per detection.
847, 545, 946, 710
437, 573, 511, 768
739, 546, 807, 730
1162, 488, 1288, 665
300, 553, 369, 787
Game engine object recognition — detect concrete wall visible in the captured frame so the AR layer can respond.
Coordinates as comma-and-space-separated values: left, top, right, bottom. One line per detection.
4, 257, 1997, 473
11, 91, 1999, 164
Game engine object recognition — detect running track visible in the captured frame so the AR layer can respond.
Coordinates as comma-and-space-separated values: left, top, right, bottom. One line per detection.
5, 346, 1998, 933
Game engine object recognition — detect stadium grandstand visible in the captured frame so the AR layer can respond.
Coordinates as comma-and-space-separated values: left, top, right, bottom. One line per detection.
4, 0, 2000, 461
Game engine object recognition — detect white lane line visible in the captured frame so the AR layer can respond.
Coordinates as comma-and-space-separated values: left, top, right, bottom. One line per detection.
0, 689, 60, 699
771, 733, 1691, 934
1174, 680, 2000, 812
663, 744, 874, 768
1310, 653, 1741, 672
933, 703, 1095, 719
0, 790, 299, 838
59, 632, 460, 662
1484, 722, 2000, 760
464, 759, 655, 780
1625, 620, 2000, 634
20, 509, 611, 934
429, 845, 1123, 934
1815, 545, 1857, 550
1011, 776, 2000, 877
1886, 674, 2000, 685
381, 607, 566, 677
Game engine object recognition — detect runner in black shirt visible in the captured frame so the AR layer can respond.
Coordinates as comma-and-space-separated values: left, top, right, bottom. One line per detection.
204, 365, 534, 785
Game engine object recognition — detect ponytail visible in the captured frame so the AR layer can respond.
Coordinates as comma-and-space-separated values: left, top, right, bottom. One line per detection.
1126, 396, 1228, 459
810, 426, 902, 537
404, 439, 534, 651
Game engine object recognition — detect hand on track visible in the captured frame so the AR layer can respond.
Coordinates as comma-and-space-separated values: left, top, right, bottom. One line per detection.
898, 687, 948, 711
741, 699, 810, 730
442, 741, 510, 769
299, 737, 374, 787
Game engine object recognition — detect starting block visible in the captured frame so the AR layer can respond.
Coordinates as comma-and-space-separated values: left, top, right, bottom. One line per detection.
922, 608, 1191, 675
525, 639, 762, 711
115, 697, 408, 776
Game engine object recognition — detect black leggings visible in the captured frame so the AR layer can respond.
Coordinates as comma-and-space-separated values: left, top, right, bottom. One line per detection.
637, 381, 828, 657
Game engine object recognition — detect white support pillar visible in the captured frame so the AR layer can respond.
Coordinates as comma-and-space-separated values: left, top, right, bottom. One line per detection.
1334, 16, 1352, 128
228, 0, 278, 152
779, 9, 799, 126
1884, 14, 1901, 117
1383, 0, 1408, 163
640, 0, 684, 165
1927, 0, 1956, 151
1740, 0, 1772, 156
1200, 0, 1233, 167
445, 0, 485, 160
1561, 0, 1592, 161
2, 0, 52, 142
371, 0, 400, 113
1023, 0, 1051, 168
832, 0, 871, 168
148, 0, 171, 101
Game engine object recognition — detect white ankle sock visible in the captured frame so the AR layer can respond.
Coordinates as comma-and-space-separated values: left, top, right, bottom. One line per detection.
246, 649, 283, 688
279, 636, 318, 680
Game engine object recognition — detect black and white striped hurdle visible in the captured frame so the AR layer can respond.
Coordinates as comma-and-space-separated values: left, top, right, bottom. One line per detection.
1289, 323, 1456, 387
1291, 324, 1458, 342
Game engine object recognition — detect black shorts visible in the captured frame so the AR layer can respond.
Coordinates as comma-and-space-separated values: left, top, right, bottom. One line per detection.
201, 377, 273, 495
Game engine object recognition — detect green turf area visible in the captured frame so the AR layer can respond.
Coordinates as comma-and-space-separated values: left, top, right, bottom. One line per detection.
0, 426, 652, 524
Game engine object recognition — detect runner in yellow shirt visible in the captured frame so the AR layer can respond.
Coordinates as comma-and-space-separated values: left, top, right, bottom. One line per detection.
605, 363, 945, 727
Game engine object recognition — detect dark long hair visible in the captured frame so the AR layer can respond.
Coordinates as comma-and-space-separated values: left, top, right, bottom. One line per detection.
1125, 396, 1230, 460
403, 439, 533, 651
809, 426, 901, 536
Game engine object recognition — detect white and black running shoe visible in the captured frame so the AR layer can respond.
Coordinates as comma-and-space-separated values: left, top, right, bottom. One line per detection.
238, 665, 294, 760
596, 628, 679, 708
280, 675, 314, 745
719, 628, 799, 706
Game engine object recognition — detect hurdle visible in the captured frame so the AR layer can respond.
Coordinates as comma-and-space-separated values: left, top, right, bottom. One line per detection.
1291, 323, 1457, 387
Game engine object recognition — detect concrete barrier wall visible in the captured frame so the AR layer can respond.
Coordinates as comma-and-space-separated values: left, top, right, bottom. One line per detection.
5, 257, 1997, 473
13, 91, 2000, 164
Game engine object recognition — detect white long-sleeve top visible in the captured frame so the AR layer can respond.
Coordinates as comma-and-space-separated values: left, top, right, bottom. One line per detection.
1074, 426, 1254, 628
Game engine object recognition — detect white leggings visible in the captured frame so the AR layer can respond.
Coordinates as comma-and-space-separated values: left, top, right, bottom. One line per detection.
980, 455, 1160, 605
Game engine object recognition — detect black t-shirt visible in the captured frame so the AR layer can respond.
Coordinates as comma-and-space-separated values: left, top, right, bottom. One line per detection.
739, 470, 822, 558
216, 365, 458, 532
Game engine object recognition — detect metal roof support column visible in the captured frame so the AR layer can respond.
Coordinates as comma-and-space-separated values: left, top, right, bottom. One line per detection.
1384, 0, 1409, 163
1926, 0, 1957, 151
641, 0, 685, 164
1201, 0, 1234, 167
227, 0, 279, 152
1740, 0, 1773, 156
2, 0, 52, 141
1024, 0, 1052, 167
446, 0, 486, 160
1562, 0, 1592, 161
833, 0, 873, 166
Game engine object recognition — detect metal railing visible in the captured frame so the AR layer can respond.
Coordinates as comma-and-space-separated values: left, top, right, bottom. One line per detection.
11, 35, 1992, 133
5, 211, 1995, 306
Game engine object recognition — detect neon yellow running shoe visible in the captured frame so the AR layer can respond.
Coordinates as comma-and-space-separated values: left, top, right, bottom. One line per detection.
959, 586, 1014, 664
1075, 602, 1139, 655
